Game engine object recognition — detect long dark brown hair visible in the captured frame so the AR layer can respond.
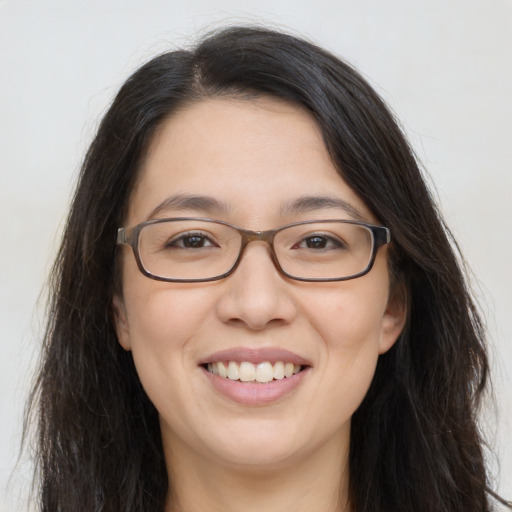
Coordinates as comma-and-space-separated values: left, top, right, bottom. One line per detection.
25, 26, 511, 511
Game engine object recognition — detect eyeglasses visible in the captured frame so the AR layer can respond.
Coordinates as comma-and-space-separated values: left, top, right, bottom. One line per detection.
116, 218, 390, 283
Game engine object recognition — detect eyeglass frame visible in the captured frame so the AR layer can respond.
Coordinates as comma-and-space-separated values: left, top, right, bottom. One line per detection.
116, 217, 391, 283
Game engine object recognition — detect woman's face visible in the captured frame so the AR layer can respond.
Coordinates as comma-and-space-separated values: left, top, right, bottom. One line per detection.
114, 97, 405, 471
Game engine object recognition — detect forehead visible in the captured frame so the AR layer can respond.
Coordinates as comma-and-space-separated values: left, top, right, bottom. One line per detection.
126, 97, 375, 226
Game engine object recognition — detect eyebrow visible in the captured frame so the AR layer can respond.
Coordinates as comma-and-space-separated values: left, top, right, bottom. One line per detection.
147, 193, 364, 221
147, 194, 231, 219
280, 195, 364, 220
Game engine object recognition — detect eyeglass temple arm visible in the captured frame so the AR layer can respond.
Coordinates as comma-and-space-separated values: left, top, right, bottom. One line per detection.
117, 228, 129, 245
374, 226, 391, 247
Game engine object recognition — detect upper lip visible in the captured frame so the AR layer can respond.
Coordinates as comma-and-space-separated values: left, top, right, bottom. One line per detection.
199, 347, 312, 366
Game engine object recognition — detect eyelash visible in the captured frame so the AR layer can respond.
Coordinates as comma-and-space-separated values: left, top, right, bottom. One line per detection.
165, 232, 218, 249
293, 234, 347, 250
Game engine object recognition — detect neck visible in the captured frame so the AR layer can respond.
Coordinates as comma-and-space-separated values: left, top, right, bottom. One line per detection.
163, 434, 351, 512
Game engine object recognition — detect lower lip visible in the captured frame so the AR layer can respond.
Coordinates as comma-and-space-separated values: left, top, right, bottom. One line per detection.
202, 367, 309, 405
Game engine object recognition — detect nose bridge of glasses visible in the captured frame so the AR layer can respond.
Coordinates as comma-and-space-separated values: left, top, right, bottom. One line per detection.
238, 227, 277, 251
236, 228, 279, 268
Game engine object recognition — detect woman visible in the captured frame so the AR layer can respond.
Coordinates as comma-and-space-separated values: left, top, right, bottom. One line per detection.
26, 26, 511, 511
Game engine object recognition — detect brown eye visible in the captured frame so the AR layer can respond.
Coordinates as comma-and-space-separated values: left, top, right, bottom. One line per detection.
293, 234, 346, 250
305, 236, 329, 249
166, 232, 217, 249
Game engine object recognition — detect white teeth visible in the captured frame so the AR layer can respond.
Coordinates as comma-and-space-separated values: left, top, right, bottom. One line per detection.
218, 361, 227, 378
273, 361, 285, 380
227, 361, 239, 380
207, 360, 303, 382
239, 362, 256, 382
256, 362, 274, 383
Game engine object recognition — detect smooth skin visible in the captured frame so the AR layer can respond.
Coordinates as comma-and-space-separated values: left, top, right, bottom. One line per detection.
114, 97, 406, 512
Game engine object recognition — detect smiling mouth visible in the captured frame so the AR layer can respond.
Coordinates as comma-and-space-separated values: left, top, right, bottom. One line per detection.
204, 361, 304, 384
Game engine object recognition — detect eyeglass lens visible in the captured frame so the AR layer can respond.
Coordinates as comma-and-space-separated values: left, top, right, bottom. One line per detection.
136, 219, 374, 281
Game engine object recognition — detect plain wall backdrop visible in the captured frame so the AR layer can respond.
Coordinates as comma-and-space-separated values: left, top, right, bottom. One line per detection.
1, 1, 511, 510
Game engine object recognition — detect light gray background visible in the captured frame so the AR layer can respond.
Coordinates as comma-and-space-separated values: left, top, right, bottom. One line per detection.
1, 1, 511, 510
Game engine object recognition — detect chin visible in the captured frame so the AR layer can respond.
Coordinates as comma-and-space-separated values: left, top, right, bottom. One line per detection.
199, 420, 341, 471
213, 443, 305, 471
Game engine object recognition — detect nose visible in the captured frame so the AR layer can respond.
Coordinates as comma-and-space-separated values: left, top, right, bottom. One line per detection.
215, 242, 298, 330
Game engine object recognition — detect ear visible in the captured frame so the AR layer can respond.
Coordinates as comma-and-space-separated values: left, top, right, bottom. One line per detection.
112, 294, 132, 351
379, 282, 408, 354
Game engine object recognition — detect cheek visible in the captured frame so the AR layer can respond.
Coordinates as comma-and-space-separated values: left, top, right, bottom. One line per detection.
120, 282, 215, 393
121, 286, 215, 425
300, 279, 388, 405
123, 281, 213, 345
317, 307, 382, 430
305, 280, 388, 348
